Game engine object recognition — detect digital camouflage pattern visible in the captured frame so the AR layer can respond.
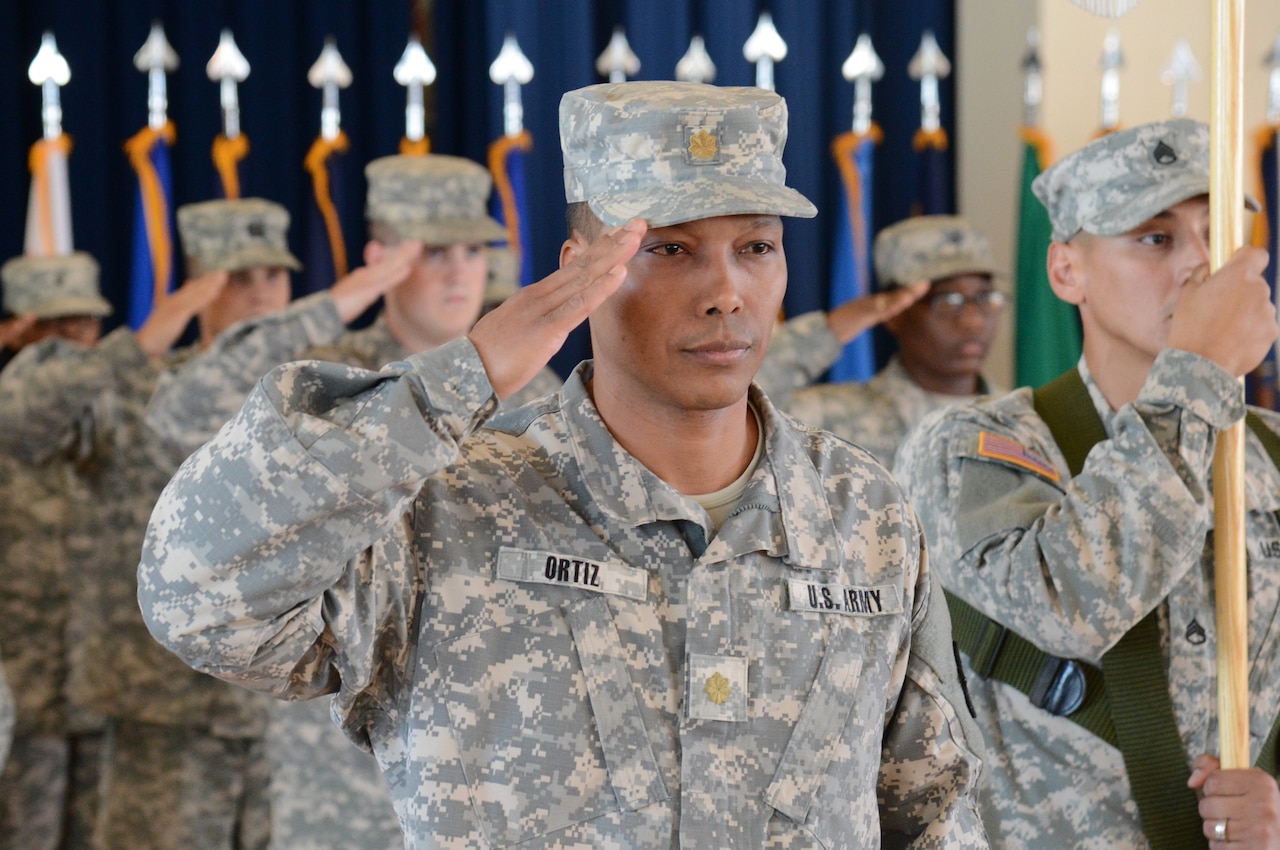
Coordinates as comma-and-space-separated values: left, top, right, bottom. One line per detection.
0, 293, 347, 850
871, 216, 1001, 289
560, 82, 816, 228
752, 311, 843, 400
787, 357, 996, 471
365, 155, 507, 246
177, 198, 302, 274
138, 337, 989, 849
895, 352, 1280, 848
94, 721, 269, 850
268, 699, 403, 850
1, 252, 112, 319
1030, 119, 1257, 243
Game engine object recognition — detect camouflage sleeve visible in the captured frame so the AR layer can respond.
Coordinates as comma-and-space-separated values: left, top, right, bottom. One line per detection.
754, 311, 842, 399
894, 349, 1240, 661
503, 366, 564, 410
0, 328, 145, 464
144, 293, 347, 457
879, 523, 989, 849
137, 336, 500, 697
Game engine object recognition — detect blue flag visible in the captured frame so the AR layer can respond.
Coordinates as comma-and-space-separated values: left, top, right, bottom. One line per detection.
913, 128, 951, 216
1249, 128, 1280, 409
489, 130, 535, 288
828, 128, 880, 383
124, 123, 177, 328
304, 133, 350, 294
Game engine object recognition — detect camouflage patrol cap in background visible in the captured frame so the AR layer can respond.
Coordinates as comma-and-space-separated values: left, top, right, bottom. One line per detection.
1, 252, 112, 319
177, 198, 302, 273
1032, 118, 1258, 242
560, 81, 817, 228
365, 155, 507, 245
872, 215, 1000, 289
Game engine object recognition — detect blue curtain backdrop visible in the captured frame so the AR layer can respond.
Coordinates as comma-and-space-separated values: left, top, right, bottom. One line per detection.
0, 0, 953, 377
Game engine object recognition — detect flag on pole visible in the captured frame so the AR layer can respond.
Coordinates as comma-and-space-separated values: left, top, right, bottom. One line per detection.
212, 134, 248, 199
124, 123, 177, 327
913, 127, 950, 216
1248, 125, 1279, 408
827, 127, 881, 382
25, 135, 74, 257
25, 32, 74, 257
207, 29, 250, 199
303, 132, 350, 293
488, 130, 534, 287
1014, 127, 1081, 388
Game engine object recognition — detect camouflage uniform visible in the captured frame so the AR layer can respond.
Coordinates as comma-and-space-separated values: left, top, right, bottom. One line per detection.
0, 200, 346, 850
262, 155, 559, 850
0, 253, 112, 850
760, 217, 1003, 469
140, 80, 987, 850
894, 119, 1278, 848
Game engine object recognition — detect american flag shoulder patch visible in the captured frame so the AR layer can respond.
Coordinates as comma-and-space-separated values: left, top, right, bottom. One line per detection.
977, 431, 1061, 482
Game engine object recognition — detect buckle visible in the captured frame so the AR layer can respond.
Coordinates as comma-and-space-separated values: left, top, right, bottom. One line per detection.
1029, 656, 1087, 716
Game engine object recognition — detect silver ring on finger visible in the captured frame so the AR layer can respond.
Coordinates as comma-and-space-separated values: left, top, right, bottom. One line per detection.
1214, 818, 1229, 842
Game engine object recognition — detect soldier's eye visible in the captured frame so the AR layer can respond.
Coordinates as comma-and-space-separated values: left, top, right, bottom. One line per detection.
648, 243, 685, 256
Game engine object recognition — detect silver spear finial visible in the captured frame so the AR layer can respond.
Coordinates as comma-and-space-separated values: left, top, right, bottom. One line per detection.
743, 12, 787, 92
1021, 27, 1043, 127
489, 34, 534, 138
308, 38, 352, 142
1098, 28, 1124, 131
1264, 31, 1280, 126
206, 29, 250, 139
675, 34, 716, 84
1160, 39, 1201, 119
596, 27, 640, 83
842, 33, 883, 136
134, 22, 179, 131
28, 32, 71, 141
909, 30, 951, 134
394, 36, 436, 144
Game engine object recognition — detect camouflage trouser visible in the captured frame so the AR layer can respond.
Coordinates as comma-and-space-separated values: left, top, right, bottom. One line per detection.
94, 719, 270, 850
0, 733, 101, 850
0, 736, 67, 850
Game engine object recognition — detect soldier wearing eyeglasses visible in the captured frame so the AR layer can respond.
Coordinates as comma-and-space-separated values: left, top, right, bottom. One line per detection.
768, 215, 1005, 469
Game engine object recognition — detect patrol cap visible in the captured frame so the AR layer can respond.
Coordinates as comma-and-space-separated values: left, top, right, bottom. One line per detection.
1, 252, 112, 319
365, 154, 507, 245
177, 198, 302, 273
872, 215, 1000, 289
559, 81, 817, 228
1032, 118, 1258, 242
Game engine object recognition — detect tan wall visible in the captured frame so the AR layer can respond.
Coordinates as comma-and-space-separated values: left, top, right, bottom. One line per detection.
957, 0, 1280, 388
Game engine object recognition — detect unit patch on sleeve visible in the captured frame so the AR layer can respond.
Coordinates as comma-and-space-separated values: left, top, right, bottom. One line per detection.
786, 579, 902, 617
496, 546, 649, 601
977, 431, 1061, 482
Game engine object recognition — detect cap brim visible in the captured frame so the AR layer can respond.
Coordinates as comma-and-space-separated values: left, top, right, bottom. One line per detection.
29, 295, 113, 319
1080, 175, 1260, 239
589, 179, 817, 228
207, 246, 303, 273
390, 218, 508, 246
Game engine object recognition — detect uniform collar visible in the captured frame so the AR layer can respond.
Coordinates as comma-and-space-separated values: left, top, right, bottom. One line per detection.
557, 363, 844, 570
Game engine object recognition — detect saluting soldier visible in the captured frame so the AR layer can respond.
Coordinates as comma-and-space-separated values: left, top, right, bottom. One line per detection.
0, 198, 415, 850
896, 119, 1280, 848
138, 81, 989, 848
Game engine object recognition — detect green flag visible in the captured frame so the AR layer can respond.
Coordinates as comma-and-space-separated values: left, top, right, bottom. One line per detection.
1015, 128, 1081, 388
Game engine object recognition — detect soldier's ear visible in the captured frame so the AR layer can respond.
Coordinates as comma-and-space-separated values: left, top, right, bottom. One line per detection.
1047, 240, 1085, 306
559, 234, 588, 270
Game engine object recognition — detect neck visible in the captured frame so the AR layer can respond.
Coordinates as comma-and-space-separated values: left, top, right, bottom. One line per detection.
385, 309, 452, 355
1081, 336, 1155, 410
899, 358, 981, 396
589, 381, 759, 496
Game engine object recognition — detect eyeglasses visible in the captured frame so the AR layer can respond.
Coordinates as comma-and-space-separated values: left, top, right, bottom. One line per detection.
927, 289, 1007, 318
